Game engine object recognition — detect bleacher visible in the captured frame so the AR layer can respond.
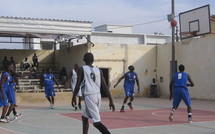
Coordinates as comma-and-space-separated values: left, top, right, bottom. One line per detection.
16, 68, 71, 93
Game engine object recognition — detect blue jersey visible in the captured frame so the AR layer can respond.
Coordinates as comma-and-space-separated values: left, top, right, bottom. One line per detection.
43, 73, 54, 86
124, 72, 137, 87
174, 72, 188, 88
2, 72, 12, 91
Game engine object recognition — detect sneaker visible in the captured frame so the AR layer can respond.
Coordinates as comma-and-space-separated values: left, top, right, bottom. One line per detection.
0, 118, 8, 123
120, 106, 125, 112
169, 112, 174, 122
5, 116, 14, 122
51, 104, 54, 109
127, 102, 133, 110
14, 113, 22, 120
188, 118, 193, 123
78, 103, 82, 109
74, 106, 78, 111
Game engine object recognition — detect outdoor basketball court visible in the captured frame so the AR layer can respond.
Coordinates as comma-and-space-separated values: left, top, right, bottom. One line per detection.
0, 97, 215, 134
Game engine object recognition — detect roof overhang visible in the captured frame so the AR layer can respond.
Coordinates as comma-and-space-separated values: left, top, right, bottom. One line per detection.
0, 16, 92, 39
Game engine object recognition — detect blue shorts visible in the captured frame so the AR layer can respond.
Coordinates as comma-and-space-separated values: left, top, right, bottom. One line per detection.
173, 87, 191, 108
124, 85, 134, 97
45, 86, 55, 97
6, 86, 16, 105
0, 90, 9, 107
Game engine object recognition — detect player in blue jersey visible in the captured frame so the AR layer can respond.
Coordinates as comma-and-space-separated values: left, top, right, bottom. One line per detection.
169, 64, 194, 123
0, 62, 14, 123
40, 68, 59, 109
114, 65, 140, 112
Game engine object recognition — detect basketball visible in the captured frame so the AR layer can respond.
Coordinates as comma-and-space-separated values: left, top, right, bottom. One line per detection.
170, 20, 177, 27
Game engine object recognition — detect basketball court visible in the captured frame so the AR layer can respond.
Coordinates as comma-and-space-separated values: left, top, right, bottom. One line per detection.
0, 97, 215, 134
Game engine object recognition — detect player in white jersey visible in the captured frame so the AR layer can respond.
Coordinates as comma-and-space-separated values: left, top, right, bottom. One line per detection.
67, 64, 82, 110
72, 53, 115, 134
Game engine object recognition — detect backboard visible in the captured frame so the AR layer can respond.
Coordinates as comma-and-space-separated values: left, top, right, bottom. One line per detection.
179, 5, 211, 39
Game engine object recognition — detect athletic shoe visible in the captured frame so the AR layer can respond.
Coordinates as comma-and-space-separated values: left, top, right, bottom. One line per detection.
78, 103, 82, 109
0, 118, 8, 123
120, 106, 125, 112
127, 102, 133, 110
75, 106, 78, 111
51, 104, 55, 109
169, 112, 174, 122
188, 118, 193, 123
14, 113, 22, 120
5, 116, 14, 122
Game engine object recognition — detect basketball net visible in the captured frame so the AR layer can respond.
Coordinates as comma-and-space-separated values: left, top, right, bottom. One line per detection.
180, 31, 196, 45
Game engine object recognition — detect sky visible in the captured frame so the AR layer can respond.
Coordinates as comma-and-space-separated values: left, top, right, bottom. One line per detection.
0, 0, 214, 35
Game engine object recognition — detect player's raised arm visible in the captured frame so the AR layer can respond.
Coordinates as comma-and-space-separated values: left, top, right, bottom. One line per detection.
100, 69, 115, 112
187, 75, 194, 87
114, 74, 126, 88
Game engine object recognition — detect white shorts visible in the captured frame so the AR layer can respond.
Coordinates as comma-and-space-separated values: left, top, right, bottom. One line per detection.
71, 84, 82, 97
82, 93, 101, 123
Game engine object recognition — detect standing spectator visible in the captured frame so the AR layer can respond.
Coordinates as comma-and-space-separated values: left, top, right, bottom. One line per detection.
32, 53, 39, 68
10, 57, 16, 68
59, 67, 67, 85
23, 58, 30, 70
2, 56, 8, 71
149, 78, 158, 97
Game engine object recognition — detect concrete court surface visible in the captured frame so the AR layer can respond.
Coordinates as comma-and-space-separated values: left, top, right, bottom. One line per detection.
0, 97, 215, 134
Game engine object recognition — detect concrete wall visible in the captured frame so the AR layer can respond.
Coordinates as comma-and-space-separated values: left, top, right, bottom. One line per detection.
0, 49, 55, 69
54, 44, 88, 72
157, 36, 215, 100
88, 43, 157, 97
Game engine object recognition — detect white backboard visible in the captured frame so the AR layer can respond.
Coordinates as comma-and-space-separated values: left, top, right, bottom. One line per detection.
179, 5, 211, 39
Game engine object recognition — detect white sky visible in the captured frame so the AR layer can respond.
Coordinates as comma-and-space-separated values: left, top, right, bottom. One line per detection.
0, 0, 214, 35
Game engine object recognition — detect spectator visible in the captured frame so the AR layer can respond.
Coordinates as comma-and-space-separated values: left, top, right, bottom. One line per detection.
2, 56, 8, 71
32, 53, 39, 68
59, 67, 67, 85
150, 78, 158, 97
23, 58, 30, 70
28, 67, 37, 79
10, 57, 16, 68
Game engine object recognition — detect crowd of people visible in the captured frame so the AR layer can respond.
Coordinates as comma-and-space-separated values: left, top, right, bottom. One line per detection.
0, 52, 195, 134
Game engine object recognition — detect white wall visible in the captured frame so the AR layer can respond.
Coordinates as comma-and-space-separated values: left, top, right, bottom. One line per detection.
157, 36, 215, 100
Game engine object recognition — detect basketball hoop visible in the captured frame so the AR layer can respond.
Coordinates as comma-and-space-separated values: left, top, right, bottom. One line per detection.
180, 32, 195, 45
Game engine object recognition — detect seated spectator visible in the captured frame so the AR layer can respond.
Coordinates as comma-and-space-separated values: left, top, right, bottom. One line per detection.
150, 78, 158, 97
2, 56, 8, 71
32, 53, 39, 68
23, 57, 30, 70
28, 67, 37, 79
59, 67, 67, 85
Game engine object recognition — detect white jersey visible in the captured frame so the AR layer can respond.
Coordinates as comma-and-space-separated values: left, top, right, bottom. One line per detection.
71, 69, 82, 97
81, 65, 101, 96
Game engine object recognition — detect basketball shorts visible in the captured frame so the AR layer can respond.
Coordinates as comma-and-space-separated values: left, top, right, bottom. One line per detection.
45, 86, 56, 97
71, 84, 82, 97
0, 89, 9, 107
6, 86, 16, 105
173, 87, 191, 108
83, 93, 101, 123
124, 85, 134, 97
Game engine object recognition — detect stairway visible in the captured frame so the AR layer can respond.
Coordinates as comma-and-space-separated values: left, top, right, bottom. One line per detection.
16, 68, 71, 93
